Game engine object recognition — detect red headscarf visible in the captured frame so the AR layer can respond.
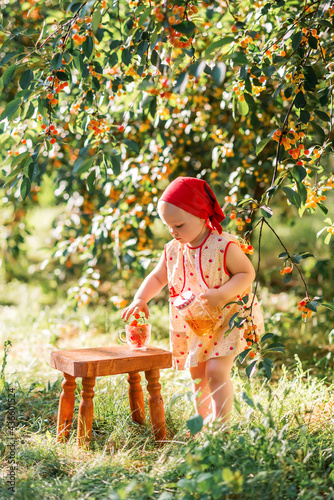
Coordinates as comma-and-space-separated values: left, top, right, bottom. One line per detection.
159, 177, 225, 234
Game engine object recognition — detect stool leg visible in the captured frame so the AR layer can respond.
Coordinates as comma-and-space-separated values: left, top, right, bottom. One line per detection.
127, 371, 145, 424
57, 373, 76, 443
145, 368, 166, 443
77, 377, 95, 448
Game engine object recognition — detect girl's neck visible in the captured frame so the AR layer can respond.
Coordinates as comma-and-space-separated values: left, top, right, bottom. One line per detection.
188, 226, 211, 248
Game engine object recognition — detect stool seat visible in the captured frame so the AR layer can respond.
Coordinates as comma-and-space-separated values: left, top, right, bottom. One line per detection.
50, 345, 172, 378
50, 346, 172, 448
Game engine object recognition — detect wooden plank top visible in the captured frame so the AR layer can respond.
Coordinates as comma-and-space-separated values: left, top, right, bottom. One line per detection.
50, 345, 172, 378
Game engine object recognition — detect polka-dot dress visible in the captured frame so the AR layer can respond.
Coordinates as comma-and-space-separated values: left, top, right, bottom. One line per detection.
165, 230, 264, 370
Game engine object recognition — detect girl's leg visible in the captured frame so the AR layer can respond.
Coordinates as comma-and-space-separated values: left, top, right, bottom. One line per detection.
189, 363, 213, 421
206, 356, 235, 422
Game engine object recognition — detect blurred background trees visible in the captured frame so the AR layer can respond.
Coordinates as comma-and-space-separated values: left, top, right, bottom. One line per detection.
0, 0, 333, 334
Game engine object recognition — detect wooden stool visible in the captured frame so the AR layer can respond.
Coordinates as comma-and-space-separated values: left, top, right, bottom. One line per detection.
50, 346, 172, 448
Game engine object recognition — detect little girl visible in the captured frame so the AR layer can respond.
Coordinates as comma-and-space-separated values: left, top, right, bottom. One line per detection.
122, 177, 264, 423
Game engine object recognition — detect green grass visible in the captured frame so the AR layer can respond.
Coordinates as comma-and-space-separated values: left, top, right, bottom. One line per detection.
0, 283, 334, 499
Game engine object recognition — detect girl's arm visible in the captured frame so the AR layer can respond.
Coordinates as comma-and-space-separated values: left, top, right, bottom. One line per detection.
199, 243, 256, 308
121, 252, 168, 321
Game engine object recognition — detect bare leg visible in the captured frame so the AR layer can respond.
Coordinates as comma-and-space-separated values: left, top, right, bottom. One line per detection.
206, 356, 235, 422
189, 363, 213, 422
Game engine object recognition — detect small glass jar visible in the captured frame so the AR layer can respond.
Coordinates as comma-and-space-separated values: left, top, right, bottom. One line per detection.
174, 291, 221, 337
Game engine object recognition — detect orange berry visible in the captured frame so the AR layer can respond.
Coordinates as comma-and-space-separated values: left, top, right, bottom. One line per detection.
249, 351, 256, 358
50, 137, 56, 144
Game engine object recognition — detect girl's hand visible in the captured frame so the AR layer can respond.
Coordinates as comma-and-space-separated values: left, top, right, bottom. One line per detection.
121, 299, 149, 322
199, 289, 223, 309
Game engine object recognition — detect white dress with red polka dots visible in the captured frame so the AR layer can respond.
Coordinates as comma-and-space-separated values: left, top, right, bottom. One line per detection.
165, 230, 264, 370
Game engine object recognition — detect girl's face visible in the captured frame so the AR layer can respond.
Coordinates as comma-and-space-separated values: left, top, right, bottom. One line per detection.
158, 201, 209, 247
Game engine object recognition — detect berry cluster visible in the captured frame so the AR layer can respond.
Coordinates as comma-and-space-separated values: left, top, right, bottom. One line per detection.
297, 299, 314, 320
128, 312, 148, 327
41, 123, 59, 144
305, 188, 326, 210
242, 316, 260, 358
240, 243, 254, 255
280, 265, 292, 275
229, 211, 253, 232
88, 118, 110, 137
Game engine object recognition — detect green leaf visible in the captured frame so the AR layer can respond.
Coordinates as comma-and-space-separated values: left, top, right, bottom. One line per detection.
55, 71, 69, 81
122, 48, 132, 66
238, 348, 250, 364
237, 97, 249, 116
300, 109, 310, 124
314, 110, 330, 122
123, 139, 140, 153
266, 185, 278, 199
186, 414, 203, 435
324, 232, 332, 245
0, 51, 21, 67
1, 98, 21, 120
292, 164, 307, 182
318, 203, 328, 215
291, 254, 302, 264
308, 35, 318, 49
303, 65, 318, 90
51, 53, 62, 71
151, 50, 161, 68
278, 252, 289, 259
307, 301, 319, 312
230, 52, 248, 65
267, 342, 286, 349
100, 160, 107, 181
86, 169, 96, 191
138, 8, 151, 27
19, 69, 34, 89
246, 360, 257, 378
256, 137, 271, 156
283, 186, 301, 207
174, 72, 189, 94
283, 273, 292, 284
296, 181, 307, 205
137, 40, 148, 58
211, 62, 226, 85
148, 96, 157, 118
260, 358, 273, 380
20, 176, 31, 200
92, 8, 102, 33
82, 36, 94, 59
291, 31, 303, 50
111, 155, 122, 175
229, 312, 239, 330
266, 347, 285, 353
260, 205, 273, 218
188, 60, 207, 79
242, 391, 255, 408
244, 92, 255, 108
310, 121, 325, 139
261, 332, 274, 342
321, 302, 334, 312
294, 91, 306, 109
175, 21, 196, 37
205, 36, 235, 56
2, 64, 17, 87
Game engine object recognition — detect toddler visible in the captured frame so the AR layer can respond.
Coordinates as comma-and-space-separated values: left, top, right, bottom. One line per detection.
122, 177, 264, 423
